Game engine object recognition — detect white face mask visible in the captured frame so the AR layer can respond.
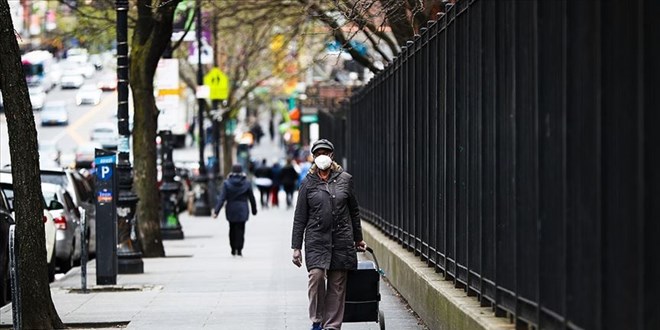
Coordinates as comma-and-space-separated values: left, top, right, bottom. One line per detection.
314, 155, 332, 170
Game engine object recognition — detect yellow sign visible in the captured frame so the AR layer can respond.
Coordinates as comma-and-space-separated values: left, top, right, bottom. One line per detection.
203, 67, 229, 100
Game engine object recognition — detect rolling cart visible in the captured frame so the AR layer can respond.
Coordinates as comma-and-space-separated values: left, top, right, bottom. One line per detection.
343, 247, 385, 329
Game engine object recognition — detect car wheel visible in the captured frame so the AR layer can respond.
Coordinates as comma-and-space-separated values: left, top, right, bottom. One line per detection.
58, 252, 73, 273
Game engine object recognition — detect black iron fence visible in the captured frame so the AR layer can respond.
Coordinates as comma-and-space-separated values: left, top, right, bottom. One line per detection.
321, 0, 659, 329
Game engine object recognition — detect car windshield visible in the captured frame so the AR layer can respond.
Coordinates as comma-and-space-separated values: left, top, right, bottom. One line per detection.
42, 190, 59, 207
42, 105, 65, 113
0, 184, 14, 211
0, 182, 47, 211
29, 86, 44, 95
41, 172, 68, 187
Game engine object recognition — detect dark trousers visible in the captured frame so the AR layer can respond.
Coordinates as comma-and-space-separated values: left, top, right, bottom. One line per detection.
283, 184, 295, 207
229, 222, 246, 252
257, 186, 270, 207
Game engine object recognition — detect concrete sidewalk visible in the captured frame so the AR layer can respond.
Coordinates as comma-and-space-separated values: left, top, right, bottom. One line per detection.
0, 199, 427, 329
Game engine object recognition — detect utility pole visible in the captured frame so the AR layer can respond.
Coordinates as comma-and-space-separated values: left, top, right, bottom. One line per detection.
115, 0, 143, 273
211, 4, 221, 178
192, 0, 211, 216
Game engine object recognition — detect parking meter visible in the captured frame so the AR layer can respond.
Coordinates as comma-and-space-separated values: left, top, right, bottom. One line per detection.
94, 149, 117, 285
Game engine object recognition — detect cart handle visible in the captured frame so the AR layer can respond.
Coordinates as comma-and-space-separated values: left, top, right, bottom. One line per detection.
361, 246, 385, 277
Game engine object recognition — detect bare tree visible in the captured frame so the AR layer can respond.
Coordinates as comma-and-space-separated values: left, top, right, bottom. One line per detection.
299, 0, 446, 73
197, 0, 327, 175
0, 1, 65, 327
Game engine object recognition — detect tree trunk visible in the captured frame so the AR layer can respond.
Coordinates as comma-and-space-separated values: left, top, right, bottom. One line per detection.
129, 0, 181, 257
0, 1, 64, 328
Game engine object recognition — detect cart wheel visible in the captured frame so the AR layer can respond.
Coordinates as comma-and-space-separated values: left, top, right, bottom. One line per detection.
378, 309, 385, 330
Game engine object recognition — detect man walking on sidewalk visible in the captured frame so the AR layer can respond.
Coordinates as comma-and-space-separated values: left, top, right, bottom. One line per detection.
291, 139, 367, 330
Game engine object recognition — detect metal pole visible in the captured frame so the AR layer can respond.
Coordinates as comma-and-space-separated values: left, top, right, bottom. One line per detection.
212, 99, 220, 176
79, 207, 88, 293
192, 0, 211, 215
116, 0, 144, 273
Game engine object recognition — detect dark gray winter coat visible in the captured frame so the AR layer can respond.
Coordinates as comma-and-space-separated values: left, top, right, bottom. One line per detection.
215, 173, 257, 222
291, 162, 363, 271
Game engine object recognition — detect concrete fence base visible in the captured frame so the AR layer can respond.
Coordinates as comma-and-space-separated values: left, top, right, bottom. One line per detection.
362, 222, 514, 330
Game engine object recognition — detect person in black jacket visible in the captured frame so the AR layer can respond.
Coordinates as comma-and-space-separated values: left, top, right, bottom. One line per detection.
212, 164, 257, 256
254, 159, 273, 208
279, 157, 299, 209
291, 139, 367, 330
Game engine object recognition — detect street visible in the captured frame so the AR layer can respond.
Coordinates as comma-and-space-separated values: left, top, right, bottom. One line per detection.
0, 67, 118, 168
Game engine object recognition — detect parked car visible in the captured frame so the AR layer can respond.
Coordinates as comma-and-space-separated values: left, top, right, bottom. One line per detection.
40, 101, 69, 126
0, 172, 57, 282
41, 183, 82, 273
39, 168, 96, 258
60, 73, 84, 89
74, 142, 103, 169
76, 84, 102, 106
90, 122, 118, 150
28, 85, 46, 110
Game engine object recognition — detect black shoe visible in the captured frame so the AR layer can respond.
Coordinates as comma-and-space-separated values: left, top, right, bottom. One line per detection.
310, 323, 322, 330
236, 250, 242, 256
231, 249, 236, 256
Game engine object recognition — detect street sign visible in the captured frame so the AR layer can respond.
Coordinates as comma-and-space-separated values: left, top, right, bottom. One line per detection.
204, 67, 229, 100
97, 163, 113, 182
301, 114, 318, 123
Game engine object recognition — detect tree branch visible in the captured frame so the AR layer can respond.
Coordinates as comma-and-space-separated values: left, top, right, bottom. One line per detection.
307, 2, 382, 73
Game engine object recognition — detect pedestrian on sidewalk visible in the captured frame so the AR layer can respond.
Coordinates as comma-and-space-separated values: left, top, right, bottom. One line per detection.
212, 164, 257, 257
254, 159, 273, 208
270, 159, 282, 207
291, 139, 367, 330
279, 157, 299, 209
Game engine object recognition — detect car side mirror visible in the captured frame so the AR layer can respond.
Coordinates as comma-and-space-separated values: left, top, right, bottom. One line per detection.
48, 200, 64, 210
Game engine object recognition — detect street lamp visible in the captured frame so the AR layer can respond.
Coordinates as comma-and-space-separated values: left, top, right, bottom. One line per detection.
191, 0, 212, 216
116, 0, 143, 273
159, 130, 184, 239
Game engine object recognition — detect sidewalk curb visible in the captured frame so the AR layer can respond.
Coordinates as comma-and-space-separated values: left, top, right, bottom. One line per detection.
362, 221, 514, 330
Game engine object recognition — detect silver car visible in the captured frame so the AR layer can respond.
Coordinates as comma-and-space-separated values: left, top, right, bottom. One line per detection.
42, 183, 83, 273
40, 169, 97, 258
40, 102, 69, 126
